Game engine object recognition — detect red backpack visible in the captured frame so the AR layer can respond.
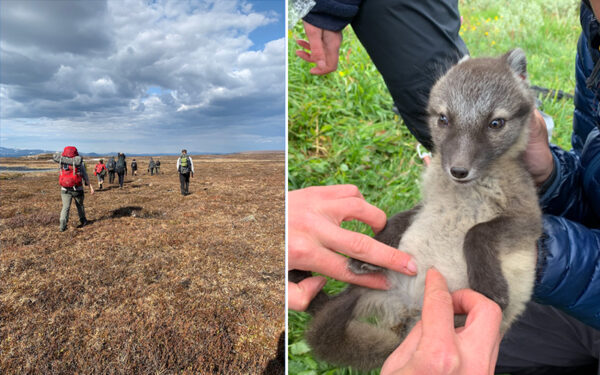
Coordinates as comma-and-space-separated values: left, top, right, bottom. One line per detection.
59, 146, 83, 188
62, 146, 79, 158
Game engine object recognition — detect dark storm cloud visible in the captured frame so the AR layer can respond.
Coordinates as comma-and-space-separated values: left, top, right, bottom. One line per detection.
0, 0, 285, 153
0, 0, 112, 55
0, 49, 59, 85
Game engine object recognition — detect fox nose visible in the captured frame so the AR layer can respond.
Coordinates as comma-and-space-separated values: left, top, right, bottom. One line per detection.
450, 167, 469, 179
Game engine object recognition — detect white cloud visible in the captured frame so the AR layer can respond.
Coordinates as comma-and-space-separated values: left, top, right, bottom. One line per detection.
0, 0, 284, 153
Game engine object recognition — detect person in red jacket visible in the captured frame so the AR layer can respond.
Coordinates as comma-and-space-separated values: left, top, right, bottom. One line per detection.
93, 159, 108, 190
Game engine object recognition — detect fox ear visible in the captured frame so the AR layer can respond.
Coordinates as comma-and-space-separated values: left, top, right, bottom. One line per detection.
505, 48, 527, 80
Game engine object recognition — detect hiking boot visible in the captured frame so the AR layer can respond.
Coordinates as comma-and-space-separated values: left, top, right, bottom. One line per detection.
77, 219, 89, 228
60, 226, 67, 232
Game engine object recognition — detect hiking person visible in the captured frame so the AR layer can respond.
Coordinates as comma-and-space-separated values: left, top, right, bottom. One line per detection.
148, 157, 156, 176
176, 149, 194, 195
93, 159, 108, 190
155, 159, 161, 174
53, 146, 94, 232
106, 156, 116, 184
131, 159, 138, 176
115, 152, 127, 188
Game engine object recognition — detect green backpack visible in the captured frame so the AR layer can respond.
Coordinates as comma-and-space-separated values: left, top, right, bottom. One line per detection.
180, 155, 190, 173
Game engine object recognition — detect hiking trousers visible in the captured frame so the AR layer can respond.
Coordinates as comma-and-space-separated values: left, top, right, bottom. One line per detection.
60, 189, 86, 230
117, 171, 125, 187
350, 0, 468, 151
495, 302, 600, 374
108, 170, 115, 184
179, 172, 190, 195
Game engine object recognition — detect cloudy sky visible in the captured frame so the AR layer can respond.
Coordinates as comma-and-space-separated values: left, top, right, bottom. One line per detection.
0, 0, 285, 154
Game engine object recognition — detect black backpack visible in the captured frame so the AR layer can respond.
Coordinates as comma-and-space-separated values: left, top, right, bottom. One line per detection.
131, 161, 137, 168
116, 156, 126, 172
107, 158, 116, 171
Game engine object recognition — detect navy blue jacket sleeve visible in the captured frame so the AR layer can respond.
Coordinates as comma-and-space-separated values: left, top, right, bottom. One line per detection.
534, 215, 600, 329
302, 0, 362, 31
533, 127, 600, 328
538, 127, 600, 228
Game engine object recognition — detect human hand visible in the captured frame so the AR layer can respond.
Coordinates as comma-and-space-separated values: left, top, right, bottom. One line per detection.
295, 21, 343, 75
381, 268, 502, 375
524, 110, 554, 186
288, 185, 417, 311
89, 185, 95, 195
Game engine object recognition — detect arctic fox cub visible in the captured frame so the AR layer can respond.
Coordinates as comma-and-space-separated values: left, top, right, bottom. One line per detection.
305, 49, 543, 371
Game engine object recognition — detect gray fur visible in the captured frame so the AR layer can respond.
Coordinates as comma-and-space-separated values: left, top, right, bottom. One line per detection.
305, 49, 542, 371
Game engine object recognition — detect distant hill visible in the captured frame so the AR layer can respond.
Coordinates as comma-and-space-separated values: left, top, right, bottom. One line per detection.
0, 147, 53, 157
0, 147, 232, 158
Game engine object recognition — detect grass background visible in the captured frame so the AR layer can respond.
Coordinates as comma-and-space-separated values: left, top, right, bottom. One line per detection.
288, 0, 581, 374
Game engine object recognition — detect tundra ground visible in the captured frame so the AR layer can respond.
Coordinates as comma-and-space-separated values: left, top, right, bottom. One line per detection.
0, 152, 285, 374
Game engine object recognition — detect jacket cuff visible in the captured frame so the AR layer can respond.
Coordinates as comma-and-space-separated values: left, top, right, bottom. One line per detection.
537, 144, 582, 213
303, 0, 361, 31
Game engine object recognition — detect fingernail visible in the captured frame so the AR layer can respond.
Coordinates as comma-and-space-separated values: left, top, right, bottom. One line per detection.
318, 277, 327, 289
406, 259, 418, 274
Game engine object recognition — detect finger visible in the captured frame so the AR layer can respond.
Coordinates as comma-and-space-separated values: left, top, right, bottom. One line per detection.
528, 110, 549, 144
318, 195, 387, 232
314, 220, 416, 275
302, 246, 390, 289
288, 227, 391, 289
453, 289, 502, 374
303, 184, 365, 201
310, 62, 331, 75
295, 49, 313, 63
321, 29, 342, 73
287, 276, 327, 311
487, 330, 502, 375
381, 321, 423, 374
295, 39, 311, 51
420, 268, 455, 341
302, 21, 326, 65
451, 288, 502, 343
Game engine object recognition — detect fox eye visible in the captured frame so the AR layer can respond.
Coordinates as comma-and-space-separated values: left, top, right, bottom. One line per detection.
489, 118, 506, 129
437, 114, 449, 127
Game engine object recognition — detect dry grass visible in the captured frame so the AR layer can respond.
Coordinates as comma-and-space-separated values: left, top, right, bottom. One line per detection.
0, 152, 285, 374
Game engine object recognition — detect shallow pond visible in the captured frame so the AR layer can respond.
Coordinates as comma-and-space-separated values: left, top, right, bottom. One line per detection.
0, 166, 55, 173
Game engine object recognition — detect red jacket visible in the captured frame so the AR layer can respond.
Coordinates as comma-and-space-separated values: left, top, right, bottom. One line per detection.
94, 163, 107, 176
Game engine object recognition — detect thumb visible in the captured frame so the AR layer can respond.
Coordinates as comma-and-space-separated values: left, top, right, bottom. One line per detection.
288, 276, 327, 311
528, 110, 549, 146
524, 110, 554, 185
381, 321, 423, 374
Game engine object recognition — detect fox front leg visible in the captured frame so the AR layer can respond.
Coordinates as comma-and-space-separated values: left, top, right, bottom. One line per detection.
463, 216, 526, 310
